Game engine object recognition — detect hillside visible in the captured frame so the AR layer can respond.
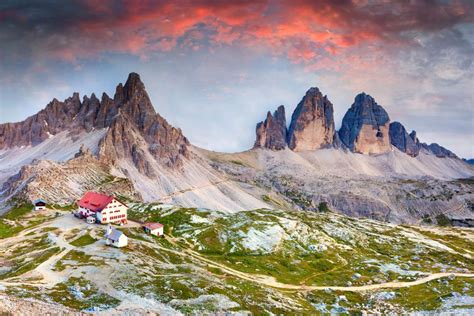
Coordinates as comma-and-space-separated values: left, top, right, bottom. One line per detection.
0, 204, 473, 314
0, 72, 473, 223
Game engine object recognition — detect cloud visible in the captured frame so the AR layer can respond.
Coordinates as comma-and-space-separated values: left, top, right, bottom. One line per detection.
0, 0, 473, 158
1, 0, 472, 66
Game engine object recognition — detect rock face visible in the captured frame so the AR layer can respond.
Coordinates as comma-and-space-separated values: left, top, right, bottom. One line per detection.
389, 123, 457, 159
421, 143, 457, 158
254, 105, 287, 150
338, 93, 391, 155
287, 88, 335, 151
389, 122, 420, 157
0, 73, 189, 170
1, 148, 141, 205
97, 73, 189, 169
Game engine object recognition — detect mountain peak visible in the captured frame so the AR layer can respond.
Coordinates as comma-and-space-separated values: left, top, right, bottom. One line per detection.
254, 105, 287, 150
287, 87, 335, 151
339, 93, 391, 154
123, 72, 145, 100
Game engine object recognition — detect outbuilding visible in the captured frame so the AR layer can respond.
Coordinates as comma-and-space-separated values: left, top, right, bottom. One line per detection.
143, 222, 164, 237
33, 199, 47, 211
105, 224, 128, 248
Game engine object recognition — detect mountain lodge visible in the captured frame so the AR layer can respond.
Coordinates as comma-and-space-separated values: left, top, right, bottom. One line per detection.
77, 192, 128, 225
33, 199, 47, 211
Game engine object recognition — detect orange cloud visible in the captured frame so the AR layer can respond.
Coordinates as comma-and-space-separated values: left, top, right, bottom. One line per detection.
2, 0, 472, 68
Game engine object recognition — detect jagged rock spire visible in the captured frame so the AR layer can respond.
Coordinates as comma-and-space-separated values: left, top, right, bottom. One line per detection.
254, 105, 287, 150
389, 122, 420, 157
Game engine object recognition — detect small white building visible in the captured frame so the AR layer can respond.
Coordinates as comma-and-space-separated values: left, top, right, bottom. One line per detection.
33, 199, 47, 211
143, 222, 164, 237
105, 224, 128, 248
77, 192, 128, 225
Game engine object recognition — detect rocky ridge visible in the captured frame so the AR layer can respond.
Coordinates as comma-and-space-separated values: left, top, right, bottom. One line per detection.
0, 73, 189, 170
389, 122, 420, 157
389, 122, 457, 158
254, 90, 460, 160
1, 147, 140, 207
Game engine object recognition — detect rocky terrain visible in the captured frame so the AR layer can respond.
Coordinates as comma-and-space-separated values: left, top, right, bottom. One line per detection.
0, 204, 473, 314
0, 72, 473, 223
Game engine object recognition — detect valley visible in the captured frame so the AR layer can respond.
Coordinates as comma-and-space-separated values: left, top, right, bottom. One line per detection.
0, 203, 473, 314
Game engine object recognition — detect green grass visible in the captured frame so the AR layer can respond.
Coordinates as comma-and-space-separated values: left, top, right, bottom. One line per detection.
435, 214, 451, 226
48, 277, 121, 311
70, 234, 96, 247
390, 277, 474, 311
0, 220, 23, 239
2, 204, 33, 220
0, 247, 60, 279
54, 250, 106, 272
50, 203, 76, 211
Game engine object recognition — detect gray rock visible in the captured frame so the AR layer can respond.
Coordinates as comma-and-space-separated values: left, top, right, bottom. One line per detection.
287, 87, 335, 151
254, 105, 287, 150
0, 72, 189, 171
422, 143, 457, 158
338, 93, 391, 154
389, 122, 420, 157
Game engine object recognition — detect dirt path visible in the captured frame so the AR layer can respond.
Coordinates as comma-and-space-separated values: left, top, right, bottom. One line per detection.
139, 234, 474, 292
156, 179, 231, 201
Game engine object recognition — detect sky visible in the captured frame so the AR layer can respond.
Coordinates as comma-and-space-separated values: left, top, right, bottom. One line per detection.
0, 0, 473, 158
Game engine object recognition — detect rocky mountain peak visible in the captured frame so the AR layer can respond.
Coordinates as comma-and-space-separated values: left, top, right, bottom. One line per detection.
0, 72, 189, 170
287, 87, 335, 151
123, 72, 145, 100
409, 130, 418, 143
338, 93, 391, 154
254, 105, 287, 150
389, 122, 420, 157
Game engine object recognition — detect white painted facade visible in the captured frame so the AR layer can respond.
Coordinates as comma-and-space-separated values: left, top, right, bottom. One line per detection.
78, 198, 128, 224
147, 226, 164, 236
96, 199, 128, 224
105, 225, 128, 248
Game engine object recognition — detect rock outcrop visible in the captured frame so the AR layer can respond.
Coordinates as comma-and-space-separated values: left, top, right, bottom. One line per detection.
389, 122, 420, 157
421, 143, 457, 158
389, 123, 457, 159
0, 72, 190, 170
1, 148, 141, 205
287, 87, 335, 151
98, 73, 189, 169
338, 93, 391, 155
254, 105, 287, 150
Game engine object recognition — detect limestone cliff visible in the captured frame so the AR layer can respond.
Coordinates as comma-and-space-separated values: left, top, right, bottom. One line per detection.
254, 105, 287, 150
287, 88, 335, 151
338, 93, 391, 155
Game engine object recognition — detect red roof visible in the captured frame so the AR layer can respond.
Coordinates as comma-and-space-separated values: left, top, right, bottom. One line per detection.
143, 222, 164, 230
77, 192, 114, 212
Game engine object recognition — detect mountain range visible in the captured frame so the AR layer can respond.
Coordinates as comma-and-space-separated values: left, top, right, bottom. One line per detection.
1, 73, 472, 224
